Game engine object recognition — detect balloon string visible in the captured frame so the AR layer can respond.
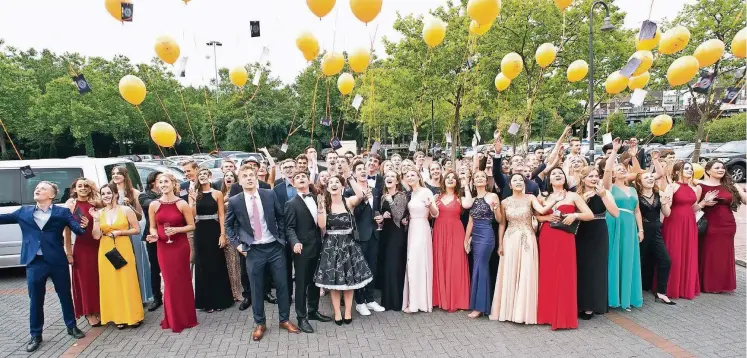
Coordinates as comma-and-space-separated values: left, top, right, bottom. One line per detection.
0, 117, 22, 160
325, 79, 333, 139
135, 105, 167, 158
202, 87, 219, 152
333, 94, 344, 138
647, 0, 655, 20
241, 80, 262, 151
308, 74, 322, 146
176, 87, 201, 153
286, 104, 302, 140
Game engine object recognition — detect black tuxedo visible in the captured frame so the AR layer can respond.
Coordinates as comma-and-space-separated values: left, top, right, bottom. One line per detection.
285, 194, 322, 319
345, 185, 380, 304
273, 180, 296, 301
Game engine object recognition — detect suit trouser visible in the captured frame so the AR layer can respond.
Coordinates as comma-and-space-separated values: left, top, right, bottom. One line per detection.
294, 251, 321, 319
146, 241, 162, 301
240, 253, 271, 299
26, 255, 76, 337
245, 241, 291, 325
640, 224, 671, 295
355, 234, 378, 304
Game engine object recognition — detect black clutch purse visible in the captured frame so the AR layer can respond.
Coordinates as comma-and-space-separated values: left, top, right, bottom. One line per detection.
696, 211, 708, 237
104, 236, 128, 270
550, 215, 580, 235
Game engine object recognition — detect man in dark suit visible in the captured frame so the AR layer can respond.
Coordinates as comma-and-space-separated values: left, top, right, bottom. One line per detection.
273, 159, 298, 302
285, 170, 332, 333
491, 135, 540, 199
225, 165, 300, 341
0, 181, 88, 352
138, 171, 163, 311
274, 159, 297, 188
229, 158, 270, 198
179, 160, 198, 201
346, 160, 386, 315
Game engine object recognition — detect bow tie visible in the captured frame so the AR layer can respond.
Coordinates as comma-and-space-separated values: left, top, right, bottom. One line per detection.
302, 193, 314, 199
367, 175, 377, 180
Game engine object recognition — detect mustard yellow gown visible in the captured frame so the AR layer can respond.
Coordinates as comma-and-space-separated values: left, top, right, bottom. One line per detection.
98, 208, 144, 325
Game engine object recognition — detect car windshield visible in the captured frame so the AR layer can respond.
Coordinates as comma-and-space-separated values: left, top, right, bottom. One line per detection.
714, 141, 746, 153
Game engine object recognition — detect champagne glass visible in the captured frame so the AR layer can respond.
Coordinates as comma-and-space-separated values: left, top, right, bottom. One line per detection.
164, 222, 173, 244
374, 211, 383, 231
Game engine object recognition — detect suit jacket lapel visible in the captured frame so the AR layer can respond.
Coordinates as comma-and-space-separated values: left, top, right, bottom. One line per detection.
294, 195, 315, 223
260, 190, 273, 223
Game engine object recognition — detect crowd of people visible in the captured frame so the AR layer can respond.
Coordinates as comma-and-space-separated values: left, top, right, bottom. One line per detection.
3, 125, 746, 351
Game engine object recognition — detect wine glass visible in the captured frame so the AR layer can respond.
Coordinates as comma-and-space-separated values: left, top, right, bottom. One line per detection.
164, 222, 173, 244
374, 211, 383, 231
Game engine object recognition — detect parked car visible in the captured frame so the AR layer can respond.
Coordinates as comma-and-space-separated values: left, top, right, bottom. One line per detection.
137, 154, 158, 161
672, 143, 720, 161
228, 152, 266, 163
666, 141, 690, 147
382, 146, 412, 160
143, 158, 179, 166
134, 162, 186, 188
213, 151, 246, 158
167, 155, 194, 165
117, 154, 142, 162
699, 140, 747, 182
0, 158, 141, 268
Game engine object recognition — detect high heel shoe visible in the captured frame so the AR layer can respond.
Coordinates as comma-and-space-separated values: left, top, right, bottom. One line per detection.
343, 317, 353, 325
334, 319, 343, 326
654, 294, 676, 305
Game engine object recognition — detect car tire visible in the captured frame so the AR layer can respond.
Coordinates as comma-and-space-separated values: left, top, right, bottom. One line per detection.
729, 164, 745, 183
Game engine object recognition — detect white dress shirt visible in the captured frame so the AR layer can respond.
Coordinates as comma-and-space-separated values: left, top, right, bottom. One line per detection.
244, 192, 276, 245
298, 192, 318, 225
33, 205, 52, 255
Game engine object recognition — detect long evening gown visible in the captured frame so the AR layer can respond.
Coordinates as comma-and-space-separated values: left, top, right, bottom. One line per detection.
193, 192, 233, 310
432, 197, 470, 312
537, 204, 578, 330
98, 208, 144, 326
489, 195, 537, 324
222, 192, 243, 301
119, 192, 152, 304
155, 200, 198, 332
402, 188, 434, 313
607, 185, 643, 309
662, 185, 700, 299
576, 195, 609, 314
468, 197, 495, 315
698, 183, 737, 293
380, 192, 409, 311
70, 200, 100, 319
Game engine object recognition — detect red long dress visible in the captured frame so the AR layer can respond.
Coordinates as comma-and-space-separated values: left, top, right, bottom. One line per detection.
537, 204, 578, 330
698, 183, 737, 293
432, 199, 470, 312
661, 185, 700, 299
71, 200, 100, 318
155, 200, 198, 333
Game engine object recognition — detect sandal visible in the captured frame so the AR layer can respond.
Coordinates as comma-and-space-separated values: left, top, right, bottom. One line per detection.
116, 324, 126, 330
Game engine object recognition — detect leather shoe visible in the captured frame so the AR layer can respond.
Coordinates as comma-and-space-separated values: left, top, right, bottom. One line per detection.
147, 298, 163, 312
264, 292, 277, 304
308, 311, 332, 322
252, 325, 266, 341
297, 318, 314, 333
238, 298, 251, 311
67, 326, 85, 339
26, 336, 42, 353
279, 321, 301, 334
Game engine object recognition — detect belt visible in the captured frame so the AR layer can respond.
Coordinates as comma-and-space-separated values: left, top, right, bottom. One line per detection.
326, 229, 353, 235
593, 213, 607, 220
195, 214, 218, 222
619, 208, 634, 214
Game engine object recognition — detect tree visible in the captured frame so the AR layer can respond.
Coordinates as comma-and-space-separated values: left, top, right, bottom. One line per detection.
0, 53, 38, 159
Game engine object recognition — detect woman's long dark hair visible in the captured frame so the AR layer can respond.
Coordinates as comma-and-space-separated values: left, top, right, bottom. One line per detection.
546, 167, 570, 195
324, 174, 347, 214
195, 168, 212, 202
439, 170, 463, 198
705, 160, 741, 211
221, 171, 237, 197
671, 161, 690, 183
111, 165, 137, 205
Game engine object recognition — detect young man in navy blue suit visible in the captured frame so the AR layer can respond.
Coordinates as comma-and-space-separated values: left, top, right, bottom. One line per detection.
0, 181, 88, 352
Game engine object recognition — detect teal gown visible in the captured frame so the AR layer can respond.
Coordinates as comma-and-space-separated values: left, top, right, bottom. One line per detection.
606, 185, 643, 309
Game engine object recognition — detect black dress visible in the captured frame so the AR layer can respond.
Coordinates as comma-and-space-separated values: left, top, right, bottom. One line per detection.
379, 192, 409, 311
314, 212, 373, 290
575, 194, 609, 314
639, 192, 671, 295
193, 192, 233, 310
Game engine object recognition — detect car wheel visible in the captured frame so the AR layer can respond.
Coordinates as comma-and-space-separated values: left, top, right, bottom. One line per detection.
729, 164, 745, 183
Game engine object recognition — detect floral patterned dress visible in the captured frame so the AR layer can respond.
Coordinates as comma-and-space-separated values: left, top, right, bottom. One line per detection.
314, 212, 373, 290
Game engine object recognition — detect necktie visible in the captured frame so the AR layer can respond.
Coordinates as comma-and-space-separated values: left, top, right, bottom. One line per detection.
367, 175, 376, 180
250, 195, 262, 241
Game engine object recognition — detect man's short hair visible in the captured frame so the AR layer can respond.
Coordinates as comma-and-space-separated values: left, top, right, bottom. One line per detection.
295, 153, 308, 162
352, 160, 365, 172
238, 164, 257, 175
368, 153, 382, 163
602, 143, 613, 154
390, 153, 402, 160
345, 151, 355, 157
38, 181, 59, 198
569, 137, 581, 144
325, 151, 338, 159
304, 145, 315, 154
280, 158, 296, 167
222, 159, 236, 166
182, 160, 199, 170
292, 169, 309, 180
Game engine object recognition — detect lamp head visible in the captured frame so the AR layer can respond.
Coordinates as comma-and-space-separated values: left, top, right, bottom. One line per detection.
601, 17, 615, 31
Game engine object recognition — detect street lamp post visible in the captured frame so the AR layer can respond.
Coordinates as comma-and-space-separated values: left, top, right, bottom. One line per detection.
206, 41, 223, 103
588, 1, 615, 161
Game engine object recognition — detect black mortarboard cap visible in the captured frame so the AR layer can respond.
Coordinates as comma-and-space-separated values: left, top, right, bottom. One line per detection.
72, 74, 92, 94
330, 137, 342, 150
21, 165, 35, 179
722, 87, 739, 104
320, 116, 331, 127
250, 21, 260, 38
121, 3, 133, 22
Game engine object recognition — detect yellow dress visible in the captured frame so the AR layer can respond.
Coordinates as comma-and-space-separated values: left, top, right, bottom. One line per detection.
98, 207, 144, 325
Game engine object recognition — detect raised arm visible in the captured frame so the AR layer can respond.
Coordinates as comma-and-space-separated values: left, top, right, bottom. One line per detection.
660, 189, 673, 217
0, 208, 20, 225
317, 195, 327, 231
344, 176, 365, 208
545, 125, 571, 164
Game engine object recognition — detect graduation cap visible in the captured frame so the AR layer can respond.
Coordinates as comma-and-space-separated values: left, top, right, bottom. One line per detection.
638, 20, 657, 40
72, 74, 91, 94
121, 3, 133, 22
20, 165, 35, 179
693, 71, 715, 94
722, 87, 740, 104
370, 141, 381, 155
250, 21, 260, 38
177, 57, 189, 78
507, 123, 521, 135
252, 68, 262, 86
620, 57, 642, 78
330, 137, 342, 150
320, 116, 331, 127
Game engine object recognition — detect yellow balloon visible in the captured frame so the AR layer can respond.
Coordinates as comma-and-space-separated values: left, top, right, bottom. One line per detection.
306, 0, 336, 18
469, 20, 492, 36
554, 0, 572, 11
303, 47, 320, 61
467, 0, 501, 26
348, 47, 370, 73
629, 50, 653, 77
535, 43, 556, 69
154, 36, 180, 65
105, 0, 132, 22
635, 28, 661, 51
628, 72, 650, 90
500, 52, 523, 80
605, 71, 627, 94
692, 163, 705, 180
667, 55, 700, 87
494, 73, 511, 92
349, 0, 382, 24
731, 28, 746, 58
321, 52, 345, 76
693, 39, 725, 68
229, 67, 248, 87
423, 18, 447, 48
150, 122, 177, 147
659, 25, 690, 55
118, 75, 146, 106
567, 59, 588, 83
650, 114, 673, 136
296, 32, 319, 55
337, 73, 355, 95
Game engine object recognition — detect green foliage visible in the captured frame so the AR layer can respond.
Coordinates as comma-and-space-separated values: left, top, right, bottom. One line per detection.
704, 113, 747, 143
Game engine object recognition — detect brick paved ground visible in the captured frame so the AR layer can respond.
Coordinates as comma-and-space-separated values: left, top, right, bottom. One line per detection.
734, 203, 745, 265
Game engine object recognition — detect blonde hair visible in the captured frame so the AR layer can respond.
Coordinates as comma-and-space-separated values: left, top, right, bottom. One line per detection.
156, 173, 180, 196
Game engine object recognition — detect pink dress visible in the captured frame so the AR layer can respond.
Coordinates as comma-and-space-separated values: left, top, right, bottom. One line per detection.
402, 188, 434, 312
432, 198, 470, 312
661, 185, 700, 299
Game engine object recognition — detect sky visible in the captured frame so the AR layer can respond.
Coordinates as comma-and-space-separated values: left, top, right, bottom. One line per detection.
0, 0, 694, 85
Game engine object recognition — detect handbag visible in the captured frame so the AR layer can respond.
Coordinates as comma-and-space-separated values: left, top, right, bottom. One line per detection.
549, 215, 580, 235
696, 211, 708, 237
104, 234, 128, 270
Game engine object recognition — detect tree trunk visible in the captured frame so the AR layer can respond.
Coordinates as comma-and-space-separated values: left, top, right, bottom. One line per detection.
0, 134, 8, 159
85, 133, 95, 157
692, 113, 707, 163
451, 84, 463, 162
